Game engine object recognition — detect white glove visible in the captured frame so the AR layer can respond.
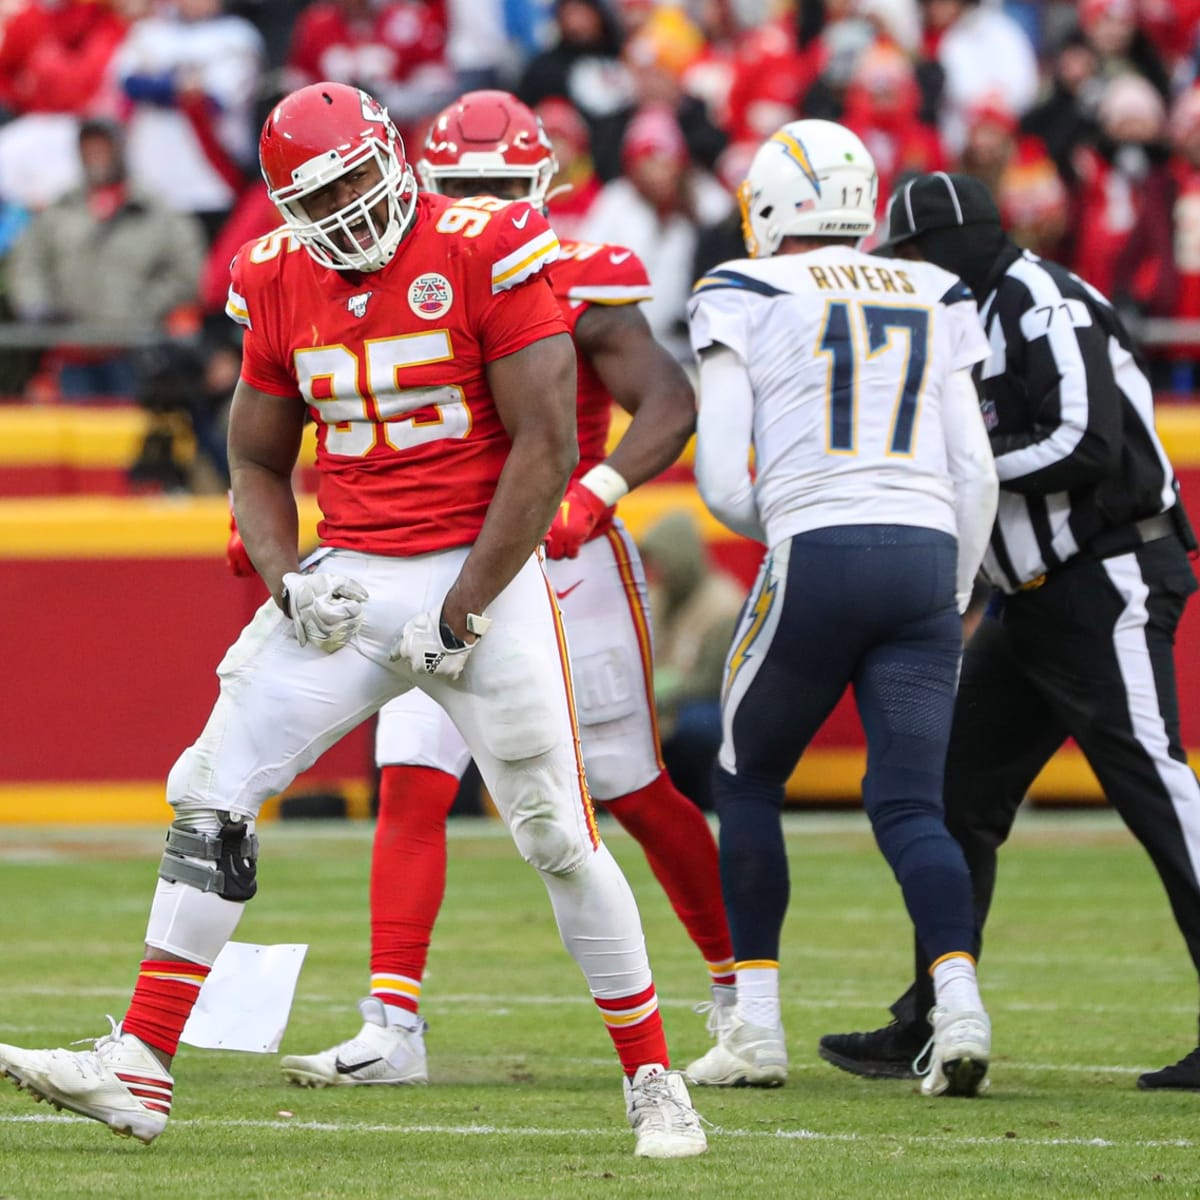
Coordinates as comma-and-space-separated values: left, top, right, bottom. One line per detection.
280, 571, 369, 653
390, 610, 490, 679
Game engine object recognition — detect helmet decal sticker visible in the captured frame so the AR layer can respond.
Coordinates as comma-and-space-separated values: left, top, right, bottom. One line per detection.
769, 130, 821, 197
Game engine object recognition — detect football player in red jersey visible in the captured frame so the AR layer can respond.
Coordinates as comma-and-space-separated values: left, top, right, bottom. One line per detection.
0, 83, 706, 1160
278, 90, 739, 1093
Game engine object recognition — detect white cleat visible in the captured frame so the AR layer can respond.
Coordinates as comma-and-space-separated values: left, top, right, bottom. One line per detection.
0, 1019, 172, 1144
684, 1011, 788, 1087
693, 992, 737, 1044
917, 1007, 991, 1097
280, 997, 428, 1087
623, 1063, 708, 1159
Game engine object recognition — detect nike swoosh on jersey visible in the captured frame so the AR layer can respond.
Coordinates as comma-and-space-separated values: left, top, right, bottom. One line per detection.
512, 210, 531, 229
609, 250, 632, 264
555, 581, 583, 600
335, 1056, 384, 1074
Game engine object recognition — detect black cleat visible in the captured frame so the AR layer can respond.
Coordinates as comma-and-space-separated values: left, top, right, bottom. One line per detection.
1137, 1047, 1200, 1091
818, 1019, 930, 1080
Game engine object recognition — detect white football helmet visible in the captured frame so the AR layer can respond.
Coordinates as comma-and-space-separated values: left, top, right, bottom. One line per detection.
738, 119, 877, 257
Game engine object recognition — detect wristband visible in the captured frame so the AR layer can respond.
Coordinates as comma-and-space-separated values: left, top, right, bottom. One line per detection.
438, 618, 467, 650
440, 613, 493, 649
579, 463, 629, 508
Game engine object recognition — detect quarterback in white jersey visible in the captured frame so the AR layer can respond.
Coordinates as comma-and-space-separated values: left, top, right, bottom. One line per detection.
690, 247, 993, 585
683, 120, 999, 1098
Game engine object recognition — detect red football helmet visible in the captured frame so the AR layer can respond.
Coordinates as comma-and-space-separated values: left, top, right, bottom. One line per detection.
417, 90, 558, 209
259, 82, 417, 272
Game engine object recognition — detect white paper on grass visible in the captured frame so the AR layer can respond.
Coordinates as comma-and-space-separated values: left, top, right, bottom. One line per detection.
180, 941, 308, 1053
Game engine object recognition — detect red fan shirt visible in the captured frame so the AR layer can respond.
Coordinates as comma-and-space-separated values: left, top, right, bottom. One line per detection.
226, 192, 565, 555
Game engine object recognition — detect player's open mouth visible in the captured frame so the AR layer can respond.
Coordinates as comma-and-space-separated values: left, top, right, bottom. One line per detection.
338, 217, 374, 252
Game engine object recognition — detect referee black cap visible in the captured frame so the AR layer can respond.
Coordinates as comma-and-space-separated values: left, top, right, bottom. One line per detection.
877, 172, 1001, 252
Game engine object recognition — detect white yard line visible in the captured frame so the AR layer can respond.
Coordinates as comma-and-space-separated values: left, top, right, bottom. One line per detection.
1, 986, 1190, 1017
0, 1111, 1192, 1149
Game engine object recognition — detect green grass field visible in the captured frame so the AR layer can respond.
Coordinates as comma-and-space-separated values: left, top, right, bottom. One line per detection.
1, 810, 1198, 1200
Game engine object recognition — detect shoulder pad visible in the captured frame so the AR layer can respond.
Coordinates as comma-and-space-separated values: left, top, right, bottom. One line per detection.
558, 240, 652, 305
939, 279, 976, 307
489, 201, 559, 294
424, 195, 559, 294
226, 226, 299, 329
692, 266, 786, 298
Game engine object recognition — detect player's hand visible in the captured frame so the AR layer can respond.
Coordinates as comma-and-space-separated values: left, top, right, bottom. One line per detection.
545, 479, 612, 560
390, 611, 484, 679
280, 572, 369, 653
226, 494, 255, 577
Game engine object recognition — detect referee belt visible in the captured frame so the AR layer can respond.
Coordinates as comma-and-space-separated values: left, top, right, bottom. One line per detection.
1017, 512, 1177, 592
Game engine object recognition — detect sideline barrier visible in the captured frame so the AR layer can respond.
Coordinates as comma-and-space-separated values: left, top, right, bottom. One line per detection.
3, 407, 1199, 823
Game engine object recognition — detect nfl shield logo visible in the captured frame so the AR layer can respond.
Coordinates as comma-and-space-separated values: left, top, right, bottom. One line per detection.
347, 291, 372, 319
408, 273, 454, 320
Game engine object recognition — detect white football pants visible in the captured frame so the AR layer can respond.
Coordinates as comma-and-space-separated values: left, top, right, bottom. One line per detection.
375, 521, 663, 801
148, 546, 653, 1001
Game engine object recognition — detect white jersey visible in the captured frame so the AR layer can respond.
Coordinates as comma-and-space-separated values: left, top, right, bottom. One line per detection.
687, 247, 989, 549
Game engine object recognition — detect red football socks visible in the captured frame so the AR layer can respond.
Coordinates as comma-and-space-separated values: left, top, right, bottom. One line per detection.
596, 983, 670, 1075
369, 765, 459, 1015
606, 773, 735, 986
123, 958, 211, 1057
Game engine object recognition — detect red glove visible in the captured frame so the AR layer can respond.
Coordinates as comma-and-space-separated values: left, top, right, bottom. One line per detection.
545, 478, 612, 560
226, 493, 255, 577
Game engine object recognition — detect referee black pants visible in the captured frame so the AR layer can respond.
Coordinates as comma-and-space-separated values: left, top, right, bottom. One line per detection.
896, 536, 1200, 1026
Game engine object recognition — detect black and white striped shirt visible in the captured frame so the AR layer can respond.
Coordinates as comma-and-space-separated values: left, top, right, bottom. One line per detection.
973, 249, 1182, 592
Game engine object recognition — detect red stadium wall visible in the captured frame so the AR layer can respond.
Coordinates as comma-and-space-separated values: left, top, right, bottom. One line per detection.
1, 561, 373, 785
3, 410, 1200, 823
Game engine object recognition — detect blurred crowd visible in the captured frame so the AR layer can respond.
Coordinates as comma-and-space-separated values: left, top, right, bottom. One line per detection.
5, 0, 1200, 490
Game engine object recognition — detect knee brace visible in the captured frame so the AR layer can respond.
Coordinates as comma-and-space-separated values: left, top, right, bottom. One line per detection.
158, 812, 259, 902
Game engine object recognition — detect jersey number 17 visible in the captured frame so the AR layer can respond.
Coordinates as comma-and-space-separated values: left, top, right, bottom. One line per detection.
816, 301, 930, 458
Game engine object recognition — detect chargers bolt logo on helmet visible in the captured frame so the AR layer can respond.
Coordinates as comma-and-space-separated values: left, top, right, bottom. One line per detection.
738, 119, 878, 258
769, 128, 822, 197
